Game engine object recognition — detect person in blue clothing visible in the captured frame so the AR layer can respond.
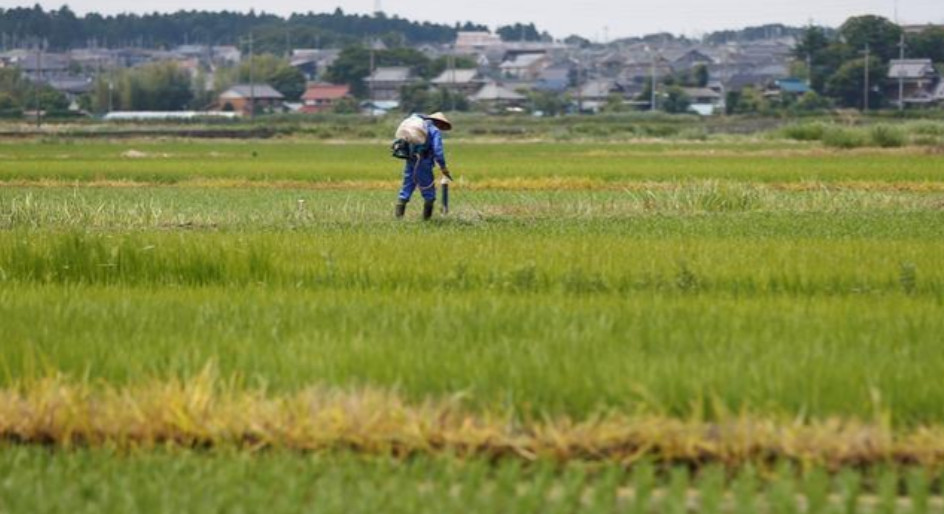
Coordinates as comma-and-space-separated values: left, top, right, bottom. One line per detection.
395, 112, 453, 220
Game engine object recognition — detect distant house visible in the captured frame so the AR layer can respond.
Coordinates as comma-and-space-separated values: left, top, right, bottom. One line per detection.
681, 87, 723, 115
300, 83, 351, 113
764, 77, 812, 100
666, 48, 716, 72
430, 68, 485, 96
364, 67, 414, 101
886, 59, 940, 107
290, 49, 340, 81
534, 65, 573, 93
499, 52, 549, 81
469, 82, 527, 111
576, 79, 640, 112
218, 84, 285, 114
455, 31, 503, 53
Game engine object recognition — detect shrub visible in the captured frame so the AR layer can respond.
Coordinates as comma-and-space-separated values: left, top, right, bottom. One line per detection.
781, 123, 826, 142
868, 124, 906, 148
821, 127, 867, 149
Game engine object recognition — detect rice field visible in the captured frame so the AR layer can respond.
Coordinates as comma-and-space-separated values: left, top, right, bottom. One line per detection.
1, 135, 943, 511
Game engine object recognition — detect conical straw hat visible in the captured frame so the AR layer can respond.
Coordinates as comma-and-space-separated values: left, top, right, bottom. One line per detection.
424, 112, 452, 131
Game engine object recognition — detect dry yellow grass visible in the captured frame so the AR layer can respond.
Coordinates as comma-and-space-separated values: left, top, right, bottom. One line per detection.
2, 374, 944, 468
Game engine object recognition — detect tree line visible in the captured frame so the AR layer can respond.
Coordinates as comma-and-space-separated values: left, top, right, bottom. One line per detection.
0, 5, 492, 51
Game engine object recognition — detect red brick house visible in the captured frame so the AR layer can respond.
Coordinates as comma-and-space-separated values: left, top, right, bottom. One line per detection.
300, 83, 351, 113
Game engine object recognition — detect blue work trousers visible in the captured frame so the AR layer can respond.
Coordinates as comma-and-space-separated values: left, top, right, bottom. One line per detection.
398, 157, 436, 202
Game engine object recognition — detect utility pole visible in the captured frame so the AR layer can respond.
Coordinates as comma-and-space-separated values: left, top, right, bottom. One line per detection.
368, 42, 375, 116
897, 33, 905, 111
34, 40, 42, 129
576, 53, 583, 114
806, 52, 812, 86
249, 32, 255, 122
447, 50, 456, 112
862, 43, 870, 112
648, 46, 657, 112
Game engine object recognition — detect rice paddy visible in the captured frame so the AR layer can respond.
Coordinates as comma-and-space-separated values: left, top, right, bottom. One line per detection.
1, 134, 943, 511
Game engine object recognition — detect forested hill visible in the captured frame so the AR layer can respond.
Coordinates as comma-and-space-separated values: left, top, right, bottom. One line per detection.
0, 6, 489, 51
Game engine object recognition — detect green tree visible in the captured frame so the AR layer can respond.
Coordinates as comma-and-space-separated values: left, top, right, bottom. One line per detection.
496, 23, 543, 42
223, 54, 305, 101
908, 27, 944, 64
791, 91, 832, 112
399, 83, 430, 113
661, 86, 691, 114
793, 25, 834, 92
693, 64, 709, 88
825, 57, 886, 109
838, 15, 902, 62
728, 87, 771, 114
91, 61, 193, 111
324, 46, 432, 98
426, 87, 470, 113
331, 96, 360, 114
527, 89, 569, 116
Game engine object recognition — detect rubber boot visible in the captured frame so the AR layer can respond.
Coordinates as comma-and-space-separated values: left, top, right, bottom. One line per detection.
422, 200, 435, 221
395, 200, 407, 219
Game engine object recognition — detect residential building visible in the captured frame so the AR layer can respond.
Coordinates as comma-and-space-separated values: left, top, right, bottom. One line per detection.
764, 77, 811, 99
887, 59, 940, 106
469, 82, 527, 111
455, 31, 503, 53
533, 65, 573, 93
218, 84, 285, 114
290, 49, 340, 81
364, 66, 414, 101
681, 87, 723, 115
300, 83, 351, 113
499, 52, 549, 81
430, 68, 485, 96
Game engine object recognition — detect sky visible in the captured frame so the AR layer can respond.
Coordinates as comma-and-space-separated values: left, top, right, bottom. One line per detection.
24, 0, 944, 40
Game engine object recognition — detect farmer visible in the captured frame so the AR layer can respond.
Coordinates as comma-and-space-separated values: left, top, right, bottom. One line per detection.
395, 112, 453, 220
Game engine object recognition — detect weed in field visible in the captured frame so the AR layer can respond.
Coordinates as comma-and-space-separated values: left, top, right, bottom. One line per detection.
822, 127, 869, 149
870, 125, 907, 148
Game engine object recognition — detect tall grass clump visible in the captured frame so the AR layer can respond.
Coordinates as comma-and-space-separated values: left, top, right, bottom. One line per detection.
869, 124, 907, 148
780, 122, 827, 142
821, 126, 868, 149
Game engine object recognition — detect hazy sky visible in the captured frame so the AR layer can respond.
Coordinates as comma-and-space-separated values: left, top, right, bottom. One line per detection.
25, 0, 944, 40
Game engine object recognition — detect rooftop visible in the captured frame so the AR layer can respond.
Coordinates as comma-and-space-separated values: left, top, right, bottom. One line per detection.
302, 84, 350, 101
366, 67, 412, 83
431, 69, 481, 85
220, 84, 284, 100
888, 59, 937, 79
470, 82, 526, 102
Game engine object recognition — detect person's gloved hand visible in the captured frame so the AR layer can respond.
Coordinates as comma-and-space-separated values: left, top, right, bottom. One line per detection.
441, 168, 453, 182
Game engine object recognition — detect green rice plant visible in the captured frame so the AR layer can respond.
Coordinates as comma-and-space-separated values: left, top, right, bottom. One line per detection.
630, 460, 655, 514
733, 466, 759, 514
837, 468, 863, 514
664, 467, 690, 514
696, 466, 726, 514
876, 467, 900, 514
802, 467, 832, 514
907, 469, 929, 514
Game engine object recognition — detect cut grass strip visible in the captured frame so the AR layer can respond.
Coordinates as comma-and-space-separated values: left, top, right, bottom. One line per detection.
3, 375, 944, 468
